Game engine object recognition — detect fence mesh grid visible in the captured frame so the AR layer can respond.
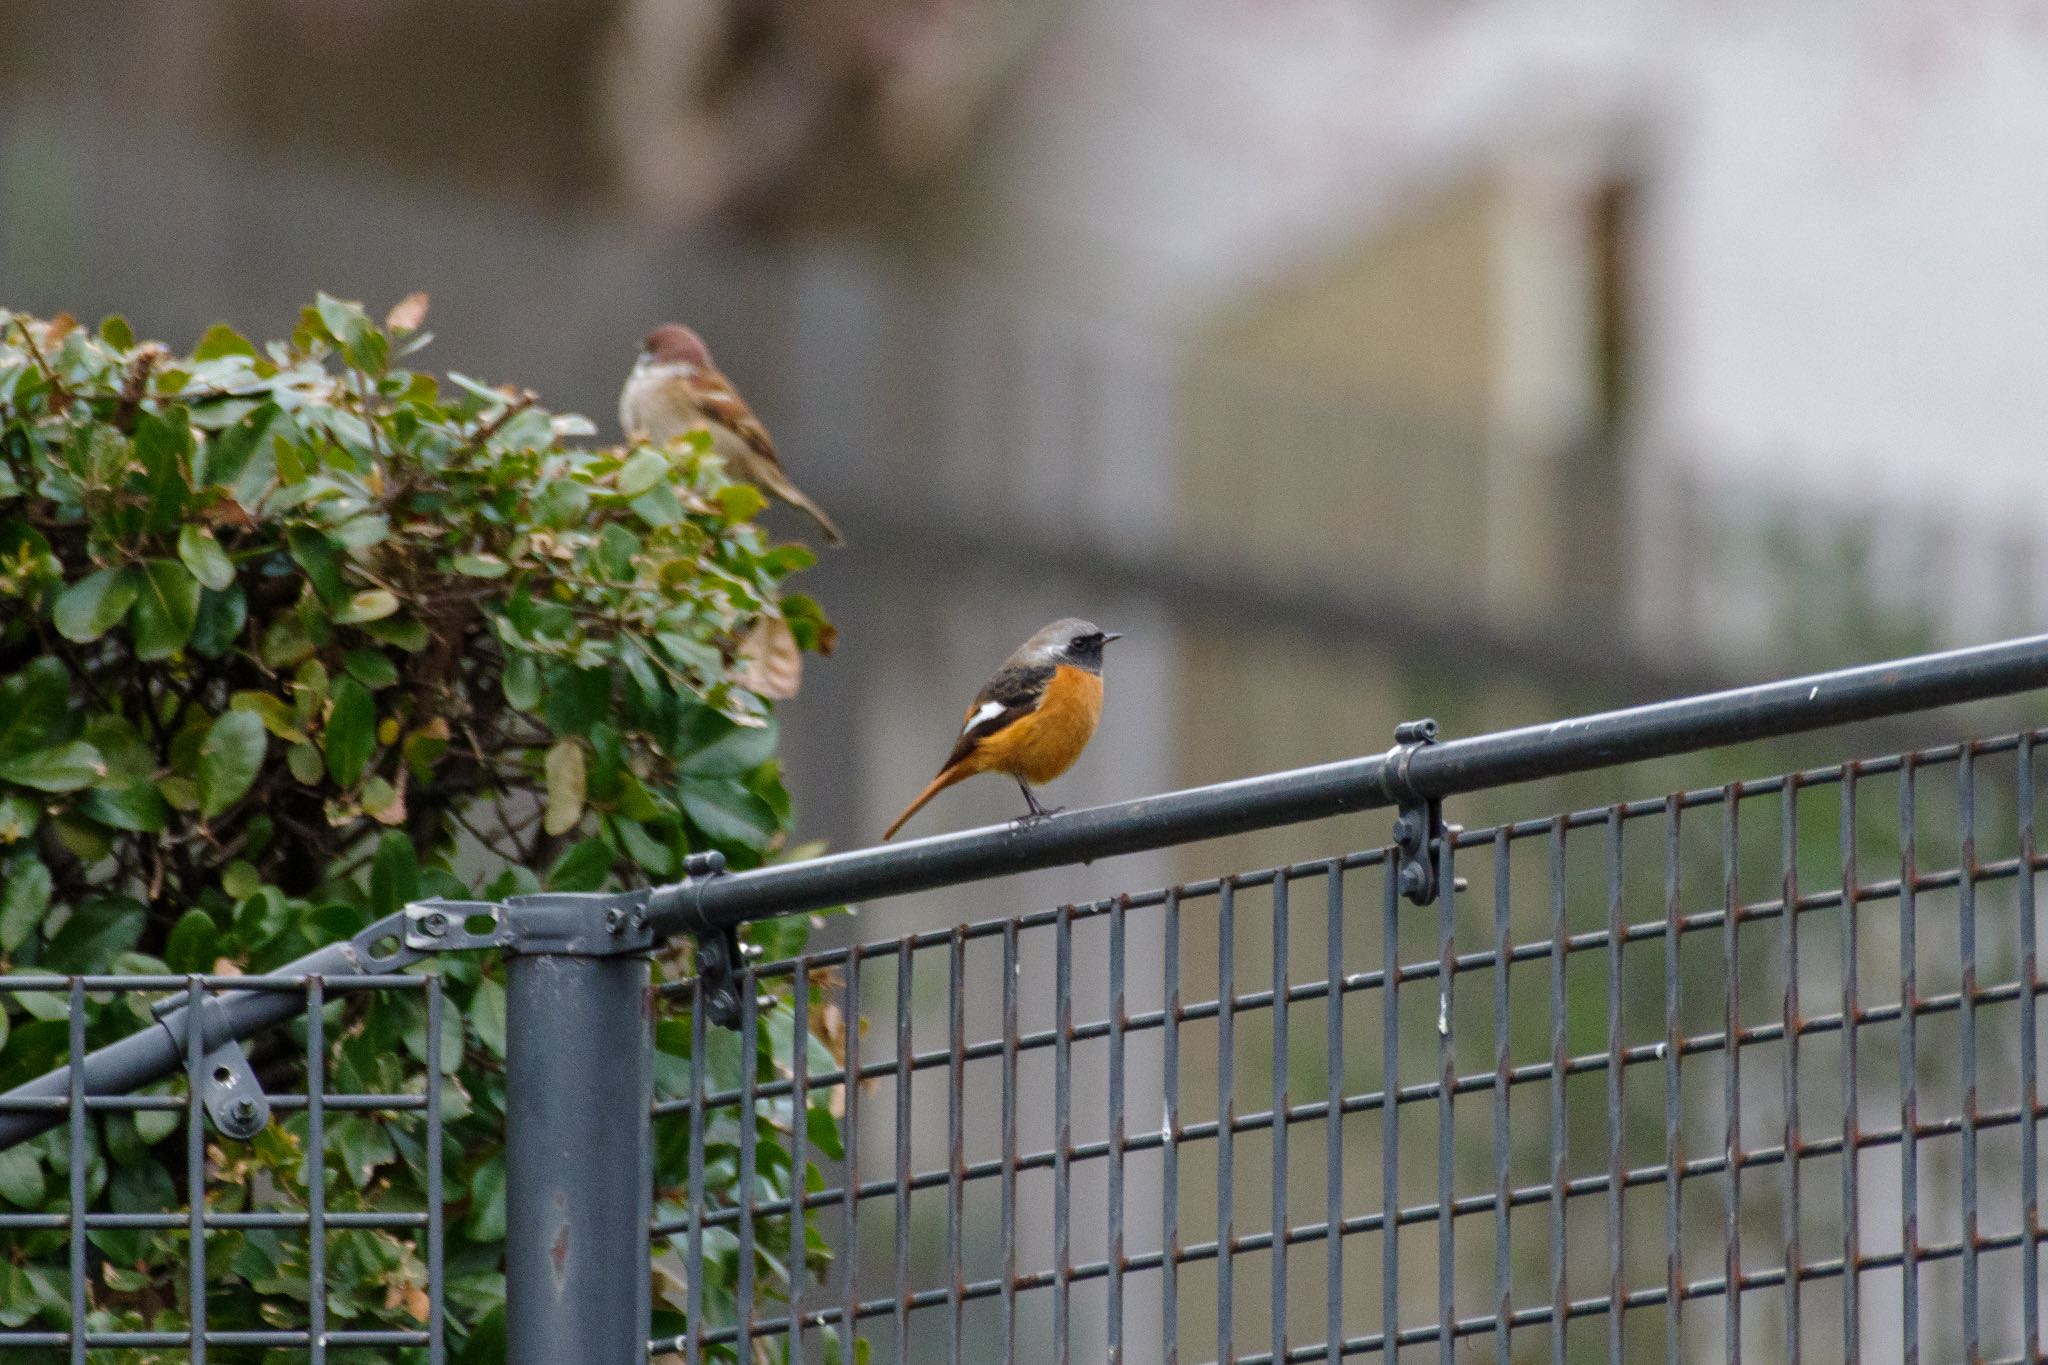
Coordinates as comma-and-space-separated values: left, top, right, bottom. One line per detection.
659, 727, 2048, 1365
0, 974, 446, 1360
3, 724, 2043, 1363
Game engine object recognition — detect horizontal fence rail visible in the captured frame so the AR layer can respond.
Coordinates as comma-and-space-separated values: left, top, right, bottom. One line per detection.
650, 632, 2048, 927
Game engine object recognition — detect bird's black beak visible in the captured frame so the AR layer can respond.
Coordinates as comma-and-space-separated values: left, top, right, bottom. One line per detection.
1100, 632, 1123, 644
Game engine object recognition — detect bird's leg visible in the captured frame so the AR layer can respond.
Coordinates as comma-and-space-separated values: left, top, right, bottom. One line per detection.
1014, 778, 1064, 824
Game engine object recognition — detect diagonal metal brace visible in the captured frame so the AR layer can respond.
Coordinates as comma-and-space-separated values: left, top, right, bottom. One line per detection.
1388, 717, 1447, 906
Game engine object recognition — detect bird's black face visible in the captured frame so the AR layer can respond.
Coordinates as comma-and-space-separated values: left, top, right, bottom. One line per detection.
1062, 628, 1121, 670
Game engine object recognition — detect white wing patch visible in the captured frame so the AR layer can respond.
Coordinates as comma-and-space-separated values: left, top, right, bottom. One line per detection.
962, 699, 1008, 737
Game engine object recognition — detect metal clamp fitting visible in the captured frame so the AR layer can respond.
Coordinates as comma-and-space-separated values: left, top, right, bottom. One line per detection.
402, 890, 657, 958
149, 986, 274, 1141
642, 850, 755, 1030
200, 1036, 270, 1141
1388, 718, 1447, 906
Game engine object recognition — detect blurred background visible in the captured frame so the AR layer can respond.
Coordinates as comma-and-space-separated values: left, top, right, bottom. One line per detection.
8, 2, 2048, 1361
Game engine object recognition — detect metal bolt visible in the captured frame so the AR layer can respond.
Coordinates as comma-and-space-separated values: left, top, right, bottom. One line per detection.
228, 1097, 259, 1127
1392, 813, 1418, 846
422, 911, 448, 938
604, 906, 625, 935
630, 909, 649, 933
1399, 863, 1429, 897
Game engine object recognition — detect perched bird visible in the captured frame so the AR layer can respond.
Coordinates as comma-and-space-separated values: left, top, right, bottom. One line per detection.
619, 323, 845, 545
882, 619, 1120, 840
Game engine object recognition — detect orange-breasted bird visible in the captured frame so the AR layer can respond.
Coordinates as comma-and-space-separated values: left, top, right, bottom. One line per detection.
619, 323, 845, 546
882, 618, 1120, 840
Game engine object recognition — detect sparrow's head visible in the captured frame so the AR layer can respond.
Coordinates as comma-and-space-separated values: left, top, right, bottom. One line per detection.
1025, 618, 1121, 673
639, 323, 711, 371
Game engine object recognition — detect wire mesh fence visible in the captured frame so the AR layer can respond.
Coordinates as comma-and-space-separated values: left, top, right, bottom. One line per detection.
658, 728, 2048, 1365
0, 971, 446, 1359
5, 638, 2048, 1364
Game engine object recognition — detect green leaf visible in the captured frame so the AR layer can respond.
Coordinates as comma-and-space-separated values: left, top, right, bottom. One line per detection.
41, 897, 144, 972
229, 689, 305, 742
134, 1102, 179, 1146
196, 709, 266, 818
714, 482, 766, 522
0, 740, 105, 792
0, 1146, 44, 1208
546, 838, 612, 892
543, 738, 586, 837
678, 710, 778, 777
534, 478, 589, 529
323, 677, 375, 788
287, 525, 347, 605
329, 1114, 396, 1189
129, 558, 201, 659
0, 855, 53, 951
470, 976, 507, 1060
0, 1262, 35, 1326
334, 589, 398, 624
0, 657, 70, 758
501, 654, 540, 711
680, 778, 781, 848
98, 314, 135, 349
0, 791, 39, 844
616, 447, 669, 498
361, 615, 430, 651
189, 583, 247, 657
176, 525, 236, 591
451, 553, 508, 579
192, 321, 258, 361
542, 667, 610, 737
52, 566, 140, 642
164, 908, 219, 974
343, 649, 399, 690
78, 781, 168, 833
370, 830, 420, 918
286, 743, 323, 785
465, 1153, 507, 1240
596, 524, 640, 581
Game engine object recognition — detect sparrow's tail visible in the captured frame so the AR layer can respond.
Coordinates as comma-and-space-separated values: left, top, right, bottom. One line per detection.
760, 470, 846, 546
882, 763, 972, 841
784, 485, 846, 546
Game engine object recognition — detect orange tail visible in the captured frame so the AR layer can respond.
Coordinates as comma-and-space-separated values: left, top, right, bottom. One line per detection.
882, 763, 972, 841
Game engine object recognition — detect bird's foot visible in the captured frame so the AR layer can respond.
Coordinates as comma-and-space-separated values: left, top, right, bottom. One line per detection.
1014, 805, 1065, 828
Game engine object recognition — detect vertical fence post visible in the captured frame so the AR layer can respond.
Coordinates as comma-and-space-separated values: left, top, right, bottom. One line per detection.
504, 949, 654, 1365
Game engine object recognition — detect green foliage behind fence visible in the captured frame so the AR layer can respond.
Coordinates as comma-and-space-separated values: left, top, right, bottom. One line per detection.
0, 297, 845, 1362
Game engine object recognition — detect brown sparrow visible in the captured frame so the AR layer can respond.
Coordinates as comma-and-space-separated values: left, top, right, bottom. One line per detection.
618, 324, 845, 546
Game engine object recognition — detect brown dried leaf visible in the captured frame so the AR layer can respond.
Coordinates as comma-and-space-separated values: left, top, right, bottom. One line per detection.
736, 614, 803, 700
385, 291, 430, 333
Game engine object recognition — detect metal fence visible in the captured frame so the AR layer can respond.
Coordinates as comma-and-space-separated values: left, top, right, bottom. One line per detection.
7, 633, 2048, 1363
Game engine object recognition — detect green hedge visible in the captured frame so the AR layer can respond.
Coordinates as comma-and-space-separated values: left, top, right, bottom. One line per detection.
0, 297, 847, 1362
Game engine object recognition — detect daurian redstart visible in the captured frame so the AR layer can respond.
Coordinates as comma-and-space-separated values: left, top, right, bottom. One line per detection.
882, 619, 1120, 840
619, 323, 846, 546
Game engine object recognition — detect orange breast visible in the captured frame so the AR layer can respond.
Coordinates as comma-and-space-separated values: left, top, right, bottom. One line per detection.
971, 665, 1103, 784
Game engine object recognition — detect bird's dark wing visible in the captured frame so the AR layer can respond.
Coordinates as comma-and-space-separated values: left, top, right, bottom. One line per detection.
693, 364, 782, 465
940, 661, 1054, 770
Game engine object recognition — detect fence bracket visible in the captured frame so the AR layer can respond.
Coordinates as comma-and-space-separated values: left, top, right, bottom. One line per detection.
199, 1036, 270, 1140
402, 890, 658, 957
641, 851, 755, 1028
1389, 717, 1447, 905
